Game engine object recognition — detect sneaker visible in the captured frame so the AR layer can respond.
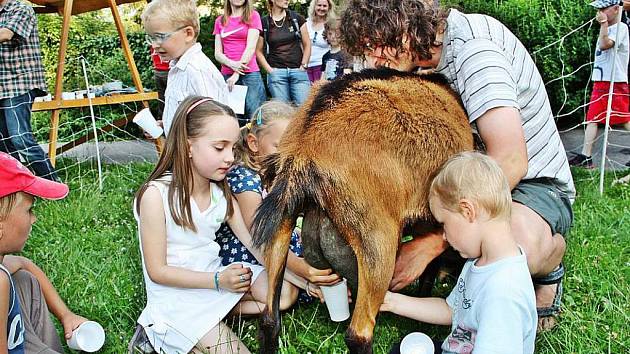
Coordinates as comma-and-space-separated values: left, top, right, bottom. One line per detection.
568, 153, 594, 168
128, 324, 155, 354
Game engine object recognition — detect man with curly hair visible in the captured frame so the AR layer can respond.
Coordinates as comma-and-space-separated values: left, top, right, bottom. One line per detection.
341, 0, 574, 333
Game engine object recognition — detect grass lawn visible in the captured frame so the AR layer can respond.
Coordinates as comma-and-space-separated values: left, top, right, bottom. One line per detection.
20, 161, 629, 353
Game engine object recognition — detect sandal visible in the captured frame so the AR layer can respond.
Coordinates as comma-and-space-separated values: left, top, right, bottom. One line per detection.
533, 263, 564, 329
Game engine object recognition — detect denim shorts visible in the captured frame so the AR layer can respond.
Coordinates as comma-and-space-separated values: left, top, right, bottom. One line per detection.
512, 178, 573, 236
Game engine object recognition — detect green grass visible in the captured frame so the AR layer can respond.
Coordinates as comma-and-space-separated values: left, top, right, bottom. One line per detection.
20, 162, 629, 353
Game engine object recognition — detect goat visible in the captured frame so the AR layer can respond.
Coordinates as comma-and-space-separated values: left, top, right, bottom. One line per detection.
252, 69, 474, 354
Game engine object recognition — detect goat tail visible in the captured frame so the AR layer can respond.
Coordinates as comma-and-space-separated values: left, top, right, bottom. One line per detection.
253, 156, 323, 249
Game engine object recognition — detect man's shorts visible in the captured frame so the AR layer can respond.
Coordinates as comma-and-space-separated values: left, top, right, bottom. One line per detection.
511, 178, 573, 236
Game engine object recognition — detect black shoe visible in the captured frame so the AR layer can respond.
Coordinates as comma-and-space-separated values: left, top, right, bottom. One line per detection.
568, 153, 594, 168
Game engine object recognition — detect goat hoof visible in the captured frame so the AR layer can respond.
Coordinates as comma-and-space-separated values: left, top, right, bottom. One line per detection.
345, 331, 372, 354
258, 313, 281, 354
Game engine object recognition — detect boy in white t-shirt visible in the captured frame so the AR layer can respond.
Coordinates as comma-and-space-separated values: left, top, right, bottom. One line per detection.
141, 0, 228, 136
381, 152, 537, 354
570, 0, 630, 168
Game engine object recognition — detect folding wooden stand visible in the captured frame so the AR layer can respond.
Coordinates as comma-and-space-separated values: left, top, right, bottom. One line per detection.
30, 0, 160, 164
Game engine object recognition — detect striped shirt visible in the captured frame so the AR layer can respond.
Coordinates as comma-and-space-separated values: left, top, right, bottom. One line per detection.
0, 0, 47, 100
435, 9, 575, 200
163, 43, 229, 136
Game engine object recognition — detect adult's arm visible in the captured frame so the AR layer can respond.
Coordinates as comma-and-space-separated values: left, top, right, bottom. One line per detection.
2, 255, 87, 339
214, 34, 243, 74
299, 23, 311, 68
239, 28, 260, 66
256, 37, 274, 73
475, 106, 528, 189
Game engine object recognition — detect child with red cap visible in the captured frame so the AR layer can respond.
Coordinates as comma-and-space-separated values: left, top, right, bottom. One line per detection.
0, 152, 93, 353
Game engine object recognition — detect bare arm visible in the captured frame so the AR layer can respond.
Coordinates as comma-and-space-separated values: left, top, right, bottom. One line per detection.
2, 255, 87, 339
256, 37, 274, 73
475, 106, 528, 189
240, 28, 260, 66
0, 28, 14, 43
139, 186, 249, 292
596, 10, 614, 50
380, 291, 452, 326
299, 24, 311, 68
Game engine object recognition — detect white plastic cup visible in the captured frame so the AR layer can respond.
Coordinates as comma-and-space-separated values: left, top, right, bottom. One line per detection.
400, 332, 434, 354
61, 92, 75, 100
133, 108, 163, 139
66, 321, 105, 352
320, 278, 350, 322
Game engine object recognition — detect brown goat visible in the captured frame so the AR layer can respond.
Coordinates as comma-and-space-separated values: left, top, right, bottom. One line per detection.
252, 69, 474, 354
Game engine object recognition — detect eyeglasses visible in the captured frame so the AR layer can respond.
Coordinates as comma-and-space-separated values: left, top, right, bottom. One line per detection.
145, 26, 187, 45
312, 31, 318, 43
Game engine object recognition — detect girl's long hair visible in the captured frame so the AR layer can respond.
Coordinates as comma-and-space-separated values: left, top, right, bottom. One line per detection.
235, 100, 296, 170
135, 96, 236, 232
222, 0, 253, 26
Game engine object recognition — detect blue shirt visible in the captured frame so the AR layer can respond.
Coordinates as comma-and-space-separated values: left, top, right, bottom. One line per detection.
0, 265, 25, 354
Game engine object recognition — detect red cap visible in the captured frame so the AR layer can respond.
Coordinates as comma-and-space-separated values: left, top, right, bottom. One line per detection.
0, 152, 68, 200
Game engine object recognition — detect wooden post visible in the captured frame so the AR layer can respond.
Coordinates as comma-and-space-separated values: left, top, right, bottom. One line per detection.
108, 0, 144, 95
47, 0, 75, 165
108, 0, 162, 154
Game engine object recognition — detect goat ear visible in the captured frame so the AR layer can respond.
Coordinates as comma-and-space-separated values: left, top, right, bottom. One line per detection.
246, 133, 259, 153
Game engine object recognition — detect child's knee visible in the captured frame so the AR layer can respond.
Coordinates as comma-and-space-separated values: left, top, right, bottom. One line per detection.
278, 282, 298, 311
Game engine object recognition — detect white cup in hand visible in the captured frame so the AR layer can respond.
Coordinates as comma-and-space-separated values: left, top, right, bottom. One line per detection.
133, 108, 163, 139
66, 321, 105, 352
320, 278, 350, 322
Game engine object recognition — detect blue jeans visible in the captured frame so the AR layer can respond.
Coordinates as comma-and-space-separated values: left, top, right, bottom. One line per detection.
0, 90, 57, 180
266, 68, 311, 106
224, 71, 267, 125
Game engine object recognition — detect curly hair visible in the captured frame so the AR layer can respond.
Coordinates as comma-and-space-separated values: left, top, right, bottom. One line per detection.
340, 0, 448, 61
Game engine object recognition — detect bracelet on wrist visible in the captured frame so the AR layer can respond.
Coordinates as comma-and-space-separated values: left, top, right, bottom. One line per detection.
214, 271, 221, 292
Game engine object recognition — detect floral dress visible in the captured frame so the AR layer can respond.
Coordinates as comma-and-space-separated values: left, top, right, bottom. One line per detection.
216, 165, 313, 303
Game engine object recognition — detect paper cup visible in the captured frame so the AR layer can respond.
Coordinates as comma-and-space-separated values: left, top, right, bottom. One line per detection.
133, 108, 163, 139
67, 321, 105, 352
320, 278, 350, 322
400, 332, 434, 354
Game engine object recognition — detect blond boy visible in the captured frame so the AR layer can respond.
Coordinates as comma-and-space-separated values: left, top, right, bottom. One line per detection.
381, 152, 537, 354
0, 152, 92, 353
142, 0, 228, 136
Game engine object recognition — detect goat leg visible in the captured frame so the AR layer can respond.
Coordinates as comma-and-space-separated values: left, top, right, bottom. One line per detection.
259, 218, 293, 354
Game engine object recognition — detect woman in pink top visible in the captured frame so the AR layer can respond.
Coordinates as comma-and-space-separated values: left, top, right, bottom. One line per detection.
214, 0, 266, 124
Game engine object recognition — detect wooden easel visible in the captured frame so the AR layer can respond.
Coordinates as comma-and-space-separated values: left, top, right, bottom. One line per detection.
30, 0, 160, 164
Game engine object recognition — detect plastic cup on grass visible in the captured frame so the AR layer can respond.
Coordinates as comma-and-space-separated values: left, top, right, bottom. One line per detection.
400, 332, 434, 354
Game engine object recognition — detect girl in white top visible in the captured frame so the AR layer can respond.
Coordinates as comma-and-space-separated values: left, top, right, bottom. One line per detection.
134, 96, 270, 354
305, 0, 336, 82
